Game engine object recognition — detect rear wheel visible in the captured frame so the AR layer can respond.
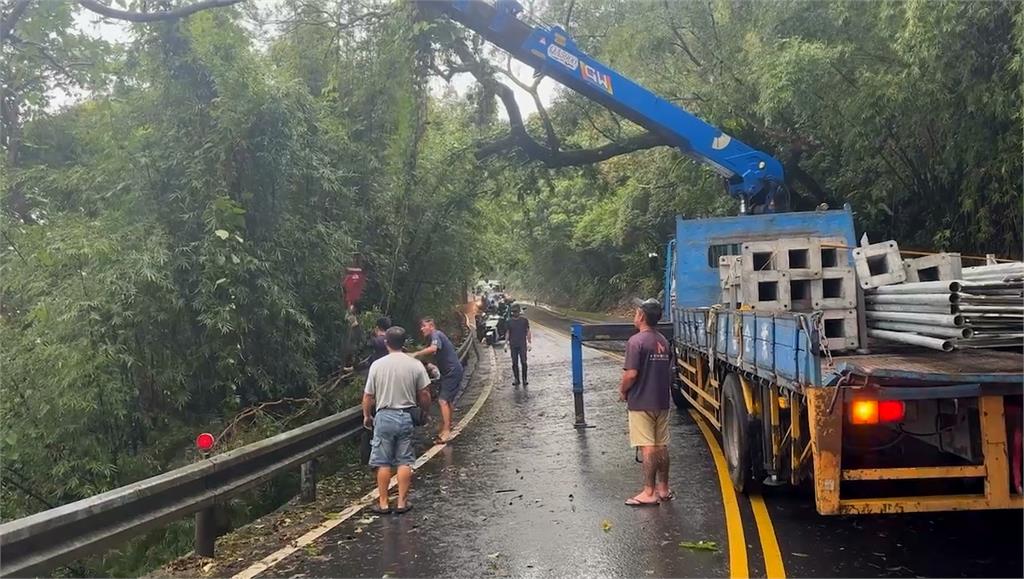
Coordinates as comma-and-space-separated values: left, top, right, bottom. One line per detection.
721, 373, 764, 493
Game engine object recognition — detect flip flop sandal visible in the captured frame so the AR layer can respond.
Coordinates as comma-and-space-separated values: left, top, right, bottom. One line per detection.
370, 504, 391, 515
394, 503, 414, 515
658, 490, 676, 501
624, 497, 660, 507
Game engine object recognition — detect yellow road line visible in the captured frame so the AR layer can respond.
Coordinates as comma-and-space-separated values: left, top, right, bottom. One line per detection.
690, 410, 749, 579
232, 345, 497, 579
750, 493, 787, 578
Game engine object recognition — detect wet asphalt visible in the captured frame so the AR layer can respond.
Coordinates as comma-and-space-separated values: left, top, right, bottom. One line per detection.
268, 307, 1023, 578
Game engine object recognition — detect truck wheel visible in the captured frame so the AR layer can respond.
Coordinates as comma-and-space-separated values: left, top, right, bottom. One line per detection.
721, 373, 763, 493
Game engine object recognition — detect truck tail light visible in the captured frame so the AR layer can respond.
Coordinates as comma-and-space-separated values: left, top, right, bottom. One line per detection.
849, 400, 905, 425
878, 400, 906, 423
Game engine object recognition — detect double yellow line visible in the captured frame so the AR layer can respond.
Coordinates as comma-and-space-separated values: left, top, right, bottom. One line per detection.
690, 410, 786, 579
532, 317, 785, 578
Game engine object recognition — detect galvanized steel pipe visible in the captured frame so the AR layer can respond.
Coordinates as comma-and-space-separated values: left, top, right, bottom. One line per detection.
864, 293, 960, 305
868, 320, 973, 339
865, 311, 965, 327
866, 281, 962, 294
867, 303, 958, 314
867, 328, 954, 352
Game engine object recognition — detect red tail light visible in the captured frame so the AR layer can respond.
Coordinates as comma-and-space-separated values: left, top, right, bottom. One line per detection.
849, 400, 905, 425
878, 400, 906, 423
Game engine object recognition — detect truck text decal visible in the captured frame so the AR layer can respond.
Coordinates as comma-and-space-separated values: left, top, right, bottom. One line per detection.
580, 62, 613, 94
547, 44, 579, 71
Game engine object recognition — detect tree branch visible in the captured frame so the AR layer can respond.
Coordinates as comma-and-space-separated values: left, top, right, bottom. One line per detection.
452, 37, 669, 168
76, 0, 244, 22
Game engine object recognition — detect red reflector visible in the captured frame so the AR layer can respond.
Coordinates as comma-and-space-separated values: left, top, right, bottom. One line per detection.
196, 432, 215, 451
849, 400, 878, 425
878, 400, 906, 423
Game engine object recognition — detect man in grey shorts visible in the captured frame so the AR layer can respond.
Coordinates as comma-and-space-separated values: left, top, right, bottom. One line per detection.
362, 326, 432, 514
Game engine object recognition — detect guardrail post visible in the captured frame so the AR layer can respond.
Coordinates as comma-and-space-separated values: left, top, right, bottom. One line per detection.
571, 323, 587, 428
300, 459, 318, 503
195, 507, 216, 558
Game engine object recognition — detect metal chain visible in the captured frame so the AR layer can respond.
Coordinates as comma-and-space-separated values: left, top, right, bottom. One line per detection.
811, 310, 835, 372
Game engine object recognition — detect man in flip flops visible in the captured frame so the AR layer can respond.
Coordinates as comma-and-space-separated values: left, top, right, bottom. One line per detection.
619, 298, 674, 506
363, 326, 432, 514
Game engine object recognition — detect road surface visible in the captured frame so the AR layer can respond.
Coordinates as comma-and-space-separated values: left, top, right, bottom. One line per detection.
248, 307, 1023, 578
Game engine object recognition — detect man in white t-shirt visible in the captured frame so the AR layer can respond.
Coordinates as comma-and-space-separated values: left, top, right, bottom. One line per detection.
362, 326, 432, 514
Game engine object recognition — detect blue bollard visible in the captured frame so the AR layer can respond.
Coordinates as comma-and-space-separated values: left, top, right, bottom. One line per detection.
571, 323, 587, 428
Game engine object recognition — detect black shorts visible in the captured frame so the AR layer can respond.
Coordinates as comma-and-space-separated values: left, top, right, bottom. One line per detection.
438, 370, 464, 402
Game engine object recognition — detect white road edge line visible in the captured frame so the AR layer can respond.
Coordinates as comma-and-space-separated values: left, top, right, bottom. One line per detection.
232, 344, 497, 579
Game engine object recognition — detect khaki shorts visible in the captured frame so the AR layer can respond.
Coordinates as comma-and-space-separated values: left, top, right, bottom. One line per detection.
628, 410, 671, 447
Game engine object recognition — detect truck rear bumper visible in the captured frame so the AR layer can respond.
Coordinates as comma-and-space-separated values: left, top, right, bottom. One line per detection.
806, 386, 1023, 515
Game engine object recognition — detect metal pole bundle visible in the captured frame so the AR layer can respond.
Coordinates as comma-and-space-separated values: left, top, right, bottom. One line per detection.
863, 261, 1023, 351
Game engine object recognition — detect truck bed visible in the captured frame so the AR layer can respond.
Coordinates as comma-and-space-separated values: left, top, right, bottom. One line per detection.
830, 348, 1023, 385
675, 307, 1023, 390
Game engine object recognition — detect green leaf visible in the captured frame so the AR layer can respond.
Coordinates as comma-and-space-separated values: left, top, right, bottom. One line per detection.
679, 540, 719, 552
214, 229, 229, 240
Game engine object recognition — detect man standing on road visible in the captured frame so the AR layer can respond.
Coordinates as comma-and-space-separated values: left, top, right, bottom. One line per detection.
362, 326, 432, 515
619, 298, 673, 506
504, 304, 532, 387
412, 318, 464, 444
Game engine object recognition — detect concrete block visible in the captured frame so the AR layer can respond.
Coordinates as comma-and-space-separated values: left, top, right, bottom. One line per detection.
820, 308, 859, 351
811, 267, 857, 309
852, 241, 906, 289
718, 255, 742, 288
903, 253, 962, 283
741, 240, 782, 273
741, 271, 791, 311
817, 236, 850, 268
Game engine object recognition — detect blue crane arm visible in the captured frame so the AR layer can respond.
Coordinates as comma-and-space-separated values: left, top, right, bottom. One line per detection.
433, 0, 786, 211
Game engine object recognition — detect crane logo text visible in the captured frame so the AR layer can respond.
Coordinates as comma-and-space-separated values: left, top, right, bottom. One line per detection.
580, 62, 614, 94
547, 44, 579, 71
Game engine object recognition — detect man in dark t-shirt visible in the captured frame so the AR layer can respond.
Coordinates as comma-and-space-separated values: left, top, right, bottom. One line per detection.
619, 298, 672, 506
505, 305, 532, 387
412, 317, 464, 443
369, 316, 391, 363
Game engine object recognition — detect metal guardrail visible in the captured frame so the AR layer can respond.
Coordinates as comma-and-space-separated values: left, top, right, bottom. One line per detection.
0, 321, 474, 577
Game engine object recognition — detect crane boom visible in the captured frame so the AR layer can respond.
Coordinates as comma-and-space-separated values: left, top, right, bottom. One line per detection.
429, 0, 787, 212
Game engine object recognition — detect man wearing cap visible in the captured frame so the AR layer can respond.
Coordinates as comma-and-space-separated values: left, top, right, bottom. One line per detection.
620, 298, 673, 506
504, 304, 532, 387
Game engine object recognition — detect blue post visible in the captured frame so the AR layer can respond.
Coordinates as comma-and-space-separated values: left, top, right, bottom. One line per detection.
571, 323, 586, 428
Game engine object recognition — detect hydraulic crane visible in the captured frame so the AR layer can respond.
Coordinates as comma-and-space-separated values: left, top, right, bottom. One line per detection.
426, 0, 787, 213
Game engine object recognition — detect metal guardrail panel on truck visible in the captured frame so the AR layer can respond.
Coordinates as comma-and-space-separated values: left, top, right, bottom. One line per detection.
0, 320, 475, 577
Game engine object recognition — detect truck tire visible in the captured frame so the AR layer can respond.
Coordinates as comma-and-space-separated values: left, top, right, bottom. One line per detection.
721, 373, 763, 493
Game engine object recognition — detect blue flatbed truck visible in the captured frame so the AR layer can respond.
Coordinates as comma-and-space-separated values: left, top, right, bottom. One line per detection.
431, 0, 1023, 515
666, 208, 1023, 515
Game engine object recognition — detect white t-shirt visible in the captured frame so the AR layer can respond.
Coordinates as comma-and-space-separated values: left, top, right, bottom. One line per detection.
364, 352, 430, 411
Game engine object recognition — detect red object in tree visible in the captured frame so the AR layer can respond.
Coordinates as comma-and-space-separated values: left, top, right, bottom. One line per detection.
342, 267, 366, 310
196, 432, 216, 452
